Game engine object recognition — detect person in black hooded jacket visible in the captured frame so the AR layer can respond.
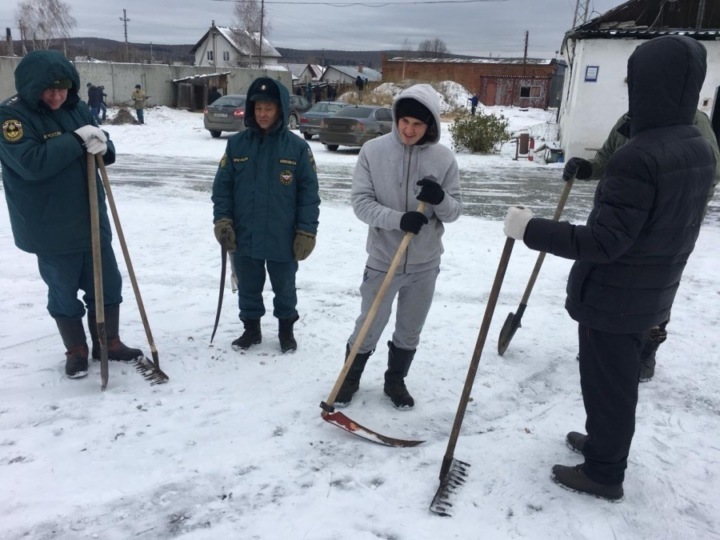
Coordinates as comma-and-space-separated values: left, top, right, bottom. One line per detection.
503, 36, 715, 500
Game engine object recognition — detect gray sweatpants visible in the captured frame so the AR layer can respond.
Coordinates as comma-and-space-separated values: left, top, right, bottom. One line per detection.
348, 266, 439, 353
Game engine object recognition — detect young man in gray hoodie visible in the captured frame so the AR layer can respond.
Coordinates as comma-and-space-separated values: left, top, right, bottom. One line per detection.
336, 84, 462, 409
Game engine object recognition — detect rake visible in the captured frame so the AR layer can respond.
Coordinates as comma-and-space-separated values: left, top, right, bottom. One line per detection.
430, 237, 514, 516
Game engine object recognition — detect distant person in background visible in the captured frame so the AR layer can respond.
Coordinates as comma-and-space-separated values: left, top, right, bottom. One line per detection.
208, 86, 222, 105
313, 84, 322, 103
470, 94, 479, 116
98, 85, 107, 122
87, 83, 103, 124
355, 75, 365, 103
327, 84, 336, 101
131, 84, 147, 124
562, 109, 719, 382
304, 82, 312, 103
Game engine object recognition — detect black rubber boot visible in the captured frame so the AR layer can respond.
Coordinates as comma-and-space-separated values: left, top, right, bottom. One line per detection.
383, 340, 416, 410
566, 431, 587, 454
278, 314, 300, 353
88, 305, 144, 361
232, 318, 262, 350
639, 325, 666, 382
335, 344, 374, 408
56, 317, 89, 379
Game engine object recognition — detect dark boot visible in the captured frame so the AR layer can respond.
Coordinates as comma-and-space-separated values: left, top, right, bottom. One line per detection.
335, 345, 373, 408
88, 306, 144, 361
278, 314, 300, 353
56, 317, 89, 379
232, 318, 262, 350
551, 464, 623, 501
383, 340, 416, 410
639, 325, 666, 382
566, 431, 587, 454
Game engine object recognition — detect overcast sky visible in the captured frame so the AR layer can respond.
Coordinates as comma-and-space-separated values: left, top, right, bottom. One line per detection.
1, 0, 621, 57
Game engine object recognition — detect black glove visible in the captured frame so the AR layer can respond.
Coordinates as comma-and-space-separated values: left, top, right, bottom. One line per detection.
416, 178, 445, 205
562, 157, 592, 181
400, 211, 429, 234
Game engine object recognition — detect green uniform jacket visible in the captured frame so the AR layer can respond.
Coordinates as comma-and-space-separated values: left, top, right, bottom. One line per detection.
211, 77, 320, 261
588, 111, 719, 208
0, 50, 116, 254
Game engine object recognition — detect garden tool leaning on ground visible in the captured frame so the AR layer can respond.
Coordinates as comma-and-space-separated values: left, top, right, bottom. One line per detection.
94, 155, 168, 385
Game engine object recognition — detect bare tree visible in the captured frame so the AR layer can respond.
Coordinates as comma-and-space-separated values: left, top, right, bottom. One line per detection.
16, 0, 76, 51
417, 38, 449, 58
400, 38, 414, 79
233, 0, 272, 67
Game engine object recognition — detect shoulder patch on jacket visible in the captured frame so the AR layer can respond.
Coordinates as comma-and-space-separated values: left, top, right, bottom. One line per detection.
2, 119, 23, 142
219, 153, 228, 168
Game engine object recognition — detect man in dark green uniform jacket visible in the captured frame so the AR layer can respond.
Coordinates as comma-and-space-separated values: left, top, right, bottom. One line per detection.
0, 51, 143, 379
212, 77, 320, 353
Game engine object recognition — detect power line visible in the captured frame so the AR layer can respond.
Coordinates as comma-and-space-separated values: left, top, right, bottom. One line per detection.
213, 0, 505, 5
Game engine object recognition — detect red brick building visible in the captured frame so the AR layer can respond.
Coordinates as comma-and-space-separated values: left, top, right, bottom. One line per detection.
381, 56, 564, 109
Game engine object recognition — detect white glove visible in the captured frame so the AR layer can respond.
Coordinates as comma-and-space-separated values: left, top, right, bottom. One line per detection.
74, 125, 108, 155
503, 206, 534, 240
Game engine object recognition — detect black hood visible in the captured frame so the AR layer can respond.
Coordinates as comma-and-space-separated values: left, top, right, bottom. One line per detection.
627, 36, 706, 137
244, 77, 289, 132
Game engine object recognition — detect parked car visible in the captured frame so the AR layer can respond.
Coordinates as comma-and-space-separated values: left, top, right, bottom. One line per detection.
203, 94, 246, 138
318, 105, 394, 151
288, 95, 312, 130
298, 101, 346, 140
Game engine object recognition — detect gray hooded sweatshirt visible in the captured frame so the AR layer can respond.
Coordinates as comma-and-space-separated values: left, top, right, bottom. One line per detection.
351, 84, 462, 273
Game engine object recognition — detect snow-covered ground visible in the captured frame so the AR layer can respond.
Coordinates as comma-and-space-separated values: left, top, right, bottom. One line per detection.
1, 96, 718, 539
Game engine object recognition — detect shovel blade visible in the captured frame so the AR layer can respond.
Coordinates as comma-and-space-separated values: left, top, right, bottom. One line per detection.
321, 410, 424, 448
497, 310, 522, 356
429, 458, 471, 517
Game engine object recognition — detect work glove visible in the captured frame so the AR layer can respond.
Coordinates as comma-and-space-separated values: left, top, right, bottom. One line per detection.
400, 211, 429, 235
293, 230, 316, 261
416, 178, 445, 205
503, 206, 534, 240
562, 157, 592, 181
213, 218, 236, 252
73, 125, 108, 155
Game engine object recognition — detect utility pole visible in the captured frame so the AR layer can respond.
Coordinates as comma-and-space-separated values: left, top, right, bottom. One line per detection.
258, 0, 265, 69
120, 9, 130, 62
572, 0, 590, 28
522, 30, 528, 76
696, 0, 707, 30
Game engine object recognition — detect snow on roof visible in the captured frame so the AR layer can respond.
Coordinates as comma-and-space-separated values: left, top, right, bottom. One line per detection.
190, 25, 281, 59
324, 65, 382, 81
386, 56, 554, 66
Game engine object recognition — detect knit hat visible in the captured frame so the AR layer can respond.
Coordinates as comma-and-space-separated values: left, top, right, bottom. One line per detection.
395, 98, 433, 126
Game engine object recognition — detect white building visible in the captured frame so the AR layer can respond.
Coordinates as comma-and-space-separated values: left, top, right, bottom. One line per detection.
190, 22, 282, 68
559, 0, 720, 159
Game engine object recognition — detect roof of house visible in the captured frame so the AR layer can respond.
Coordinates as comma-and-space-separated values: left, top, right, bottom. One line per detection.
567, 0, 720, 41
322, 65, 382, 82
190, 25, 281, 59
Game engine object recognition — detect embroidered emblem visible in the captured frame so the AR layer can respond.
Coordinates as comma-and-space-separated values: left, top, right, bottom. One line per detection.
279, 169, 294, 185
220, 153, 227, 168
43, 131, 62, 140
233, 156, 249, 163
2, 119, 23, 142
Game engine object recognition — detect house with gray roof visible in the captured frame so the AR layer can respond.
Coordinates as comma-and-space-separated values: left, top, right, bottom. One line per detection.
190, 22, 282, 68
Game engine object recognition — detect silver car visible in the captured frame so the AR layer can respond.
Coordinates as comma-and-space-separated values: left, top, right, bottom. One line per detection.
299, 101, 346, 140
203, 95, 246, 138
318, 105, 393, 151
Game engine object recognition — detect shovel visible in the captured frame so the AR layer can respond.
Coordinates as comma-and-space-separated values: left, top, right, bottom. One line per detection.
430, 237, 515, 516
320, 202, 427, 448
497, 177, 574, 356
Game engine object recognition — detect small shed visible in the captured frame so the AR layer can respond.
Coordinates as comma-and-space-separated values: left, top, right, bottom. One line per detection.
173, 72, 230, 110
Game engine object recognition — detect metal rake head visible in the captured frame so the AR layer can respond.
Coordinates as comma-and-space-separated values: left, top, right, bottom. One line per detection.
134, 358, 169, 385
429, 458, 471, 517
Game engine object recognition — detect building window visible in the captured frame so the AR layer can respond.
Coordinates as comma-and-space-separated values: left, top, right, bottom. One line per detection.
223, 51, 230, 61
207, 51, 214, 61
520, 86, 542, 98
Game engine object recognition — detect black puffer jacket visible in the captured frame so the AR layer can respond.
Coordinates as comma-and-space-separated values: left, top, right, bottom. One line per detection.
524, 36, 715, 334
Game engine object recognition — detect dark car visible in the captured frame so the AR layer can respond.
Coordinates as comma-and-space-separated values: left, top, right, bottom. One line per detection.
288, 95, 312, 130
298, 101, 346, 140
318, 105, 394, 151
203, 94, 246, 138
